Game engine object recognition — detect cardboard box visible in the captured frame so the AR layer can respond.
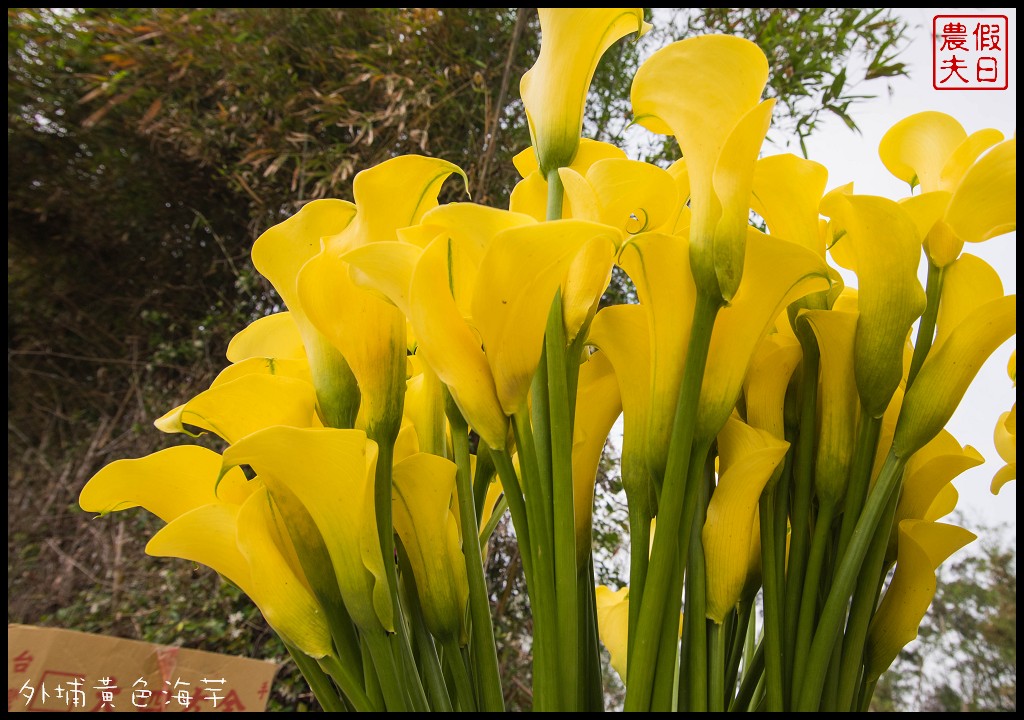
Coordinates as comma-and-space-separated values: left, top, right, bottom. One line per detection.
8, 624, 281, 712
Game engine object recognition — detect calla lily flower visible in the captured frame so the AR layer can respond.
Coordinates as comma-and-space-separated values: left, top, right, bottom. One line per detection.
820, 194, 925, 417
610, 228, 828, 480
154, 363, 318, 443
226, 311, 307, 363
632, 34, 774, 301
864, 519, 975, 681
510, 139, 627, 221
895, 429, 983, 528
346, 202, 618, 449
595, 585, 631, 683
751, 154, 829, 255
80, 447, 333, 659
992, 349, 1016, 495
571, 350, 623, 567
742, 332, 802, 444
703, 415, 789, 623
520, 9, 649, 176
797, 309, 860, 507
392, 452, 469, 643
297, 155, 466, 441
879, 112, 1014, 266
223, 426, 394, 635
894, 255, 1016, 458
252, 199, 361, 428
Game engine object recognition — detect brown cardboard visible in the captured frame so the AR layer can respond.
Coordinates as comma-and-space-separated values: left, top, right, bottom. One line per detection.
7, 624, 281, 712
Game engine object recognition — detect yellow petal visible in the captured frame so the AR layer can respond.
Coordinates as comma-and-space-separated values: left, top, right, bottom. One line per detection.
154, 374, 318, 443
878, 111, 966, 192
403, 358, 447, 458
236, 489, 333, 658
751, 153, 829, 255
209, 356, 312, 389
828, 195, 926, 417
704, 416, 789, 623
899, 192, 960, 267
392, 452, 468, 642
711, 99, 776, 301
897, 430, 984, 525
595, 585, 631, 683
326, 155, 467, 255
80, 446, 251, 522
563, 234, 616, 344
617, 231, 695, 474
925, 483, 959, 522
344, 241, 424, 320
299, 249, 407, 438
521, 9, 649, 174
410, 234, 507, 449
798, 309, 861, 507
583, 158, 678, 237
222, 427, 393, 633
895, 294, 1017, 457
743, 333, 802, 442
991, 404, 1016, 494
865, 519, 975, 680
512, 138, 627, 179
472, 220, 618, 415
226, 312, 307, 363
587, 304, 656, 515
940, 128, 1005, 193
946, 138, 1017, 244
509, 171, 551, 222
820, 182, 856, 272
934, 253, 1004, 352
700, 229, 831, 438
572, 351, 623, 566
557, 167, 603, 223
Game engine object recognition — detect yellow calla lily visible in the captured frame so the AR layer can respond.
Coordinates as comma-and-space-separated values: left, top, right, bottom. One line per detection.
704, 415, 789, 623
894, 255, 1016, 457
751, 154, 829, 255
595, 585, 631, 683
226, 311, 307, 363
571, 350, 622, 567
742, 332, 802, 443
252, 198, 361, 428
154, 374, 318, 443
880, 111, 974, 192
298, 156, 465, 441
587, 303, 656, 516
820, 194, 925, 417
865, 519, 976, 680
946, 138, 1017, 245
392, 452, 468, 643
222, 426, 393, 634
520, 9, 649, 175
632, 34, 772, 301
992, 405, 1017, 494
80, 445, 252, 521
896, 429, 984, 527
511, 140, 628, 221
798, 309, 860, 507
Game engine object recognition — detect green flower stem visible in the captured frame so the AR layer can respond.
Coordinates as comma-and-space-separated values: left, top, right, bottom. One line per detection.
511, 411, 560, 711
728, 640, 765, 712
544, 291, 581, 711
364, 630, 411, 712
285, 644, 350, 712
822, 621, 843, 711
442, 638, 478, 712
709, 621, 728, 712
491, 448, 534, 586
836, 483, 900, 710
835, 411, 883, 561
472, 446, 497, 522
317, 653, 377, 712
783, 337, 821, 707
758, 486, 785, 711
578, 560, 605, 711
794, 448, 906, 710
681, 446, 713, 711
791, 499, 836, 703
906, 261, 945, 388
859, 679, 878, 711
360, 635, 384, 710
546, 168, 565, 222
724, 596, 754, 703
447, 399, 505, 711
626, 501, 652, 665
396, 544, 453, 712
624, 291, 720, 711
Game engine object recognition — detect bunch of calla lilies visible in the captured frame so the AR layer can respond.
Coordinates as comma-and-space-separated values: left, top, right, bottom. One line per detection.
80, 8, 1016, 712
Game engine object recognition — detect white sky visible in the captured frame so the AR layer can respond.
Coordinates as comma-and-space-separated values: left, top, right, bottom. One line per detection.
799, 8, 1017, 534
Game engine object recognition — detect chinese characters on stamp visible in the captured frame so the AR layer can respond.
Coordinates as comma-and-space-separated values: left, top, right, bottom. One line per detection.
933, 15, 1009, 90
